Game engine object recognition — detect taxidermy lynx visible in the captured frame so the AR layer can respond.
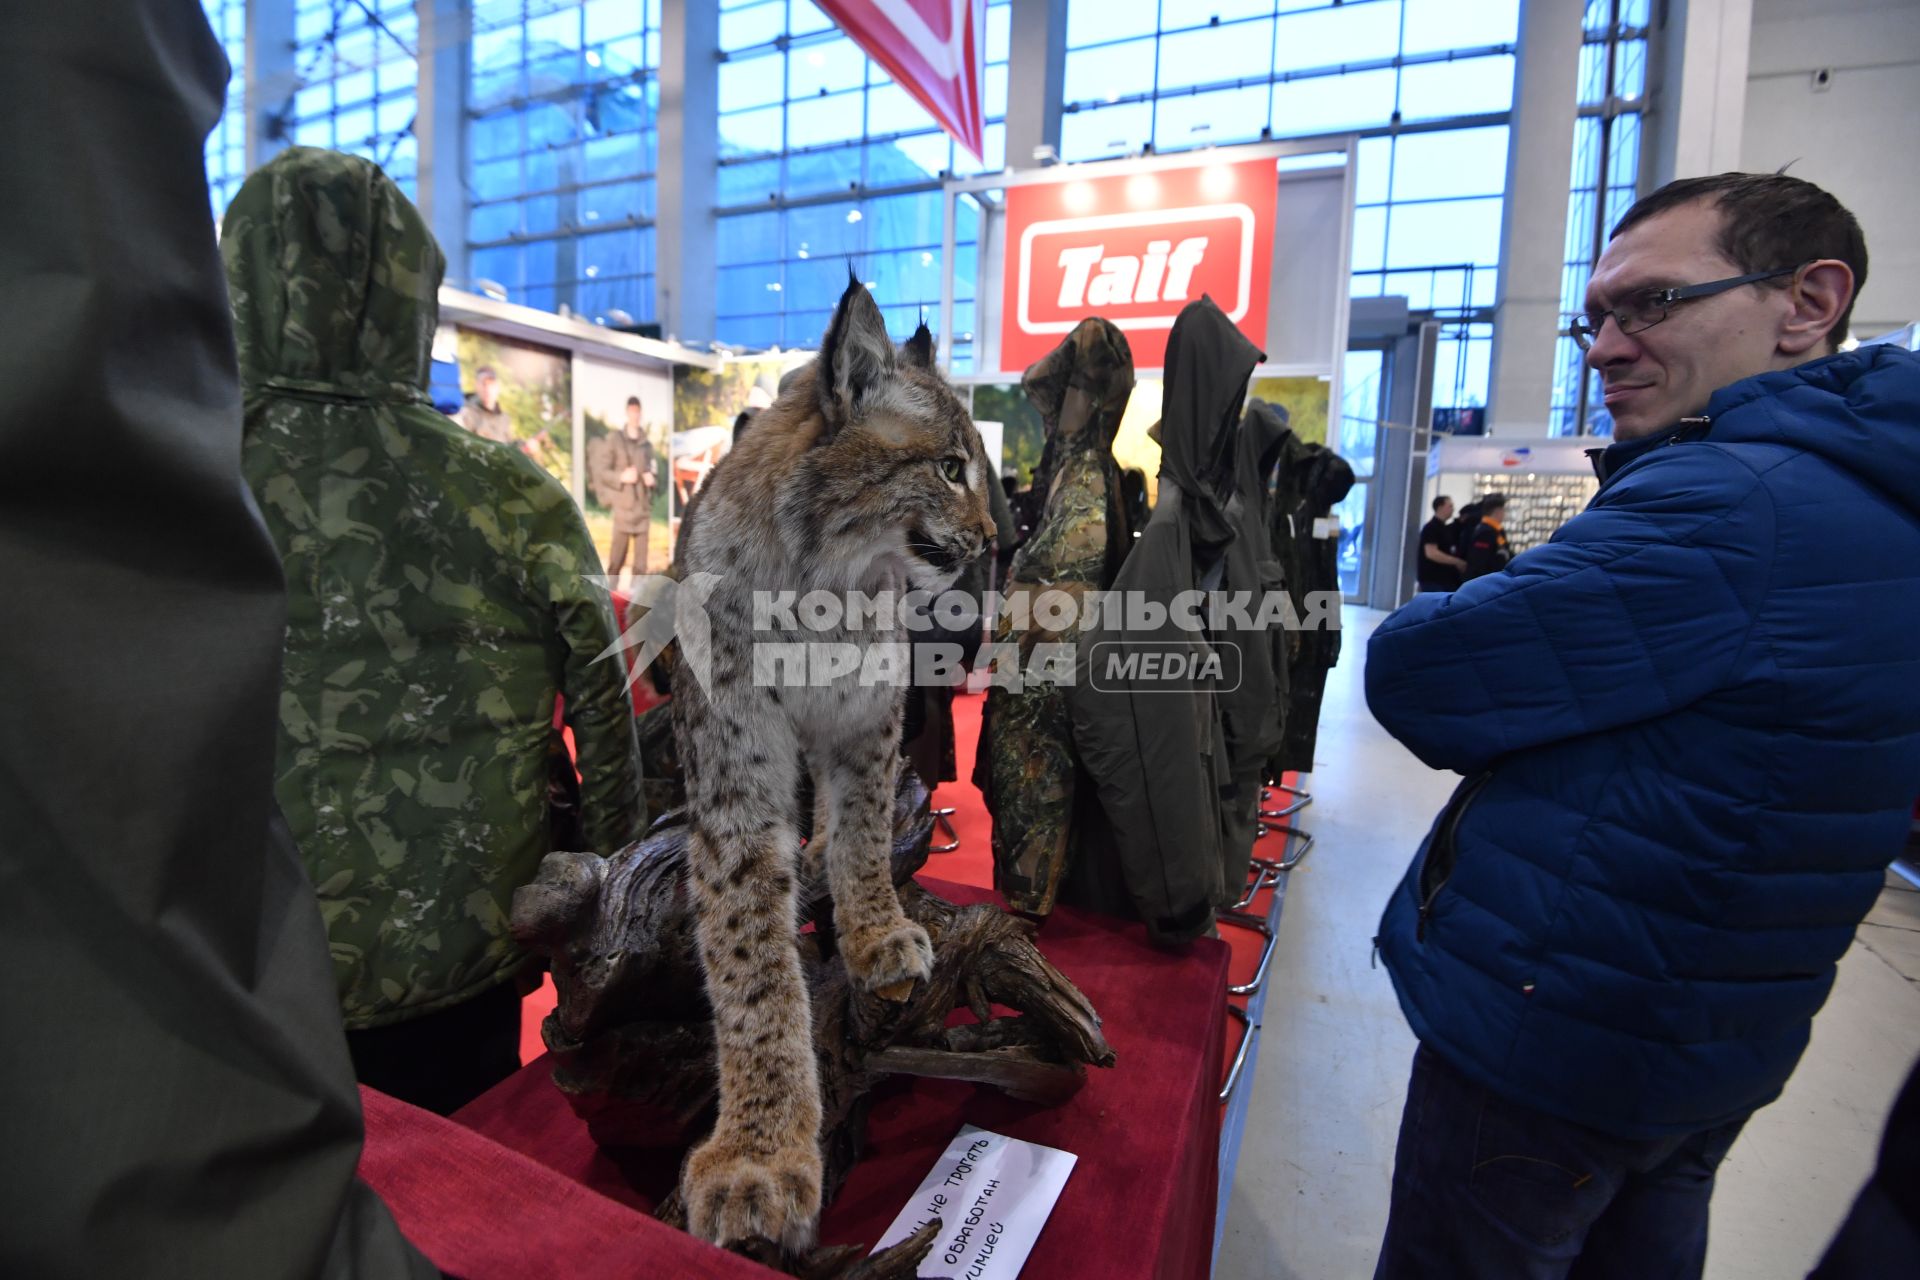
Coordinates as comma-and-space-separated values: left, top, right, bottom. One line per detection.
672, 276, 997, 1249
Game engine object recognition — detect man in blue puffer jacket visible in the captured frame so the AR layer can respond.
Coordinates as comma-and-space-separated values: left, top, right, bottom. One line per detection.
1368, 172, 1920, 1279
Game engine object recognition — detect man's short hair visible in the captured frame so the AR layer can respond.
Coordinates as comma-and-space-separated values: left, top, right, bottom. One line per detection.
626, 395, 642, 408
1481, 493, 1508, 514
1433, 495, 1452, 513
476, 367, 497, 381
1610, 173, 1869, 348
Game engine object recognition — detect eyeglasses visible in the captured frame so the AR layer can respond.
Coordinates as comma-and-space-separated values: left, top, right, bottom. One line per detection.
1567, 265, 1805, 351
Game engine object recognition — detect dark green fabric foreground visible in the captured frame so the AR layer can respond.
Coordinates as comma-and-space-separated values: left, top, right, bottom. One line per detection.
0, 3, 433, 1275
225, 148, 644, 1031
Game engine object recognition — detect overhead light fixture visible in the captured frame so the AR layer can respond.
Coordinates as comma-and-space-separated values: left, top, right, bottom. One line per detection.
584, 265, 600, 277
767, 281, 783, 291
476, 278, 508, 302
919, 251, 933, 266
585, 50, 601, 67
846, 208, 863, 223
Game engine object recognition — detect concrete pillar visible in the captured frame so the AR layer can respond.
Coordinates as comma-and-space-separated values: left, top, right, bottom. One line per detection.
656, 0, 718, 343
1485, 0, 1584, 435
1645, 0, 1752, 187
1005, 0, 1068, 167
246, 0, 298, 169
416, 0, 471, 289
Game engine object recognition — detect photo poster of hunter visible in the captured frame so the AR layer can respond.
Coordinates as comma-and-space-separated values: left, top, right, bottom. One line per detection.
454, 327, 575, 493
666, 353, 801, 554
576, 354, 673, 582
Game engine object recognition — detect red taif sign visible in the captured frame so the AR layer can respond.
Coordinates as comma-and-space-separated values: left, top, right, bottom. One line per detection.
817, 0, 985, 159
999, 156, 1278, 372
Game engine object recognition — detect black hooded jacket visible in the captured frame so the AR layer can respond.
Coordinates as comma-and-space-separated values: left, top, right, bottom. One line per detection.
1065, 298, 1263, 942
1219, 399, 1294, 887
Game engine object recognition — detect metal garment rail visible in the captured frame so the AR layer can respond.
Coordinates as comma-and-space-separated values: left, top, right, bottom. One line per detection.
1212, 783, 1315, 1268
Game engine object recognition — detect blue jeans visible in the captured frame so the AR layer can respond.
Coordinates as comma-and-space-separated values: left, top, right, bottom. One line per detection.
1374, 1044, 1750, 1280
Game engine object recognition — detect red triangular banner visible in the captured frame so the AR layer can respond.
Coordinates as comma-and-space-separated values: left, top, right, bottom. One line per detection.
815, 0, 986, 161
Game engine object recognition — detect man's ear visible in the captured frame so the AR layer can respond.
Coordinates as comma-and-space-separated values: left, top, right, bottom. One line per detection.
902, 322, 935, 370
816, 273, 895, 439
1778, 259, 1856, 356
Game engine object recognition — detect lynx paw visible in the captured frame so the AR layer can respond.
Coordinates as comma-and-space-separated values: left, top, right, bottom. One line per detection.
842, 919, 933, 999
684, 1133, 823, 1252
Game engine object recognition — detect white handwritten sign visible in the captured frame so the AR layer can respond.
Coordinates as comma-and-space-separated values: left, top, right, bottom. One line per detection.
869, 1125, 1077, 1279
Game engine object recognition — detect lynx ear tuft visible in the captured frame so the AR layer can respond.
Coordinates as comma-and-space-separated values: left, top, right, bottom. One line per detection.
902, 322, 935, 370
816, 274, 895, 440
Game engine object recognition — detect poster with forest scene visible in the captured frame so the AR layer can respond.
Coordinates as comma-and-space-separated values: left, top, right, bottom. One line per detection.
576, 354, 673, 580
667, 354, 807, 553
454, 327, 575, 494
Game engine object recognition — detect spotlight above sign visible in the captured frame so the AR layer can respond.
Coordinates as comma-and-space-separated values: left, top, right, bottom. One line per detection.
817, 0, 986, 161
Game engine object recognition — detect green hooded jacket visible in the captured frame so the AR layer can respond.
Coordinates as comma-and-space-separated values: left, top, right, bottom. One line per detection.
979, 317, 1135, 915
224, 148, 644, 1029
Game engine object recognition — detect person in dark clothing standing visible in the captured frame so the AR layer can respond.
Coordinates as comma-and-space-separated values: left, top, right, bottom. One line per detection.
1415, 495, 1467, 591
590, 394, 659, 580
1461, 492, 1510, 579
1369, 173, 1918, 1280
1811, 1053, 1920, 1278
1449, 499, 1482, 559
1, 2, 434, 1273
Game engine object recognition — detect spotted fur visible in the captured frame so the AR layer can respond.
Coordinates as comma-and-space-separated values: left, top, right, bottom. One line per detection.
671, 277, 996, 1250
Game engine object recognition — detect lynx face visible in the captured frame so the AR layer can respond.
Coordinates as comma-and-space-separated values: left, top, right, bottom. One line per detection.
759, 278, 998, 595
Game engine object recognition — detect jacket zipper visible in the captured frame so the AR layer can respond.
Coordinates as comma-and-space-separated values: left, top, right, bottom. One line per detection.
1415, 771, 1494, 942
1589, 415, 1712, 484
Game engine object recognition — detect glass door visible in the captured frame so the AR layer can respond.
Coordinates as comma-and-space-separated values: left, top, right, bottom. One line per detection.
1335, 349, 1387, 599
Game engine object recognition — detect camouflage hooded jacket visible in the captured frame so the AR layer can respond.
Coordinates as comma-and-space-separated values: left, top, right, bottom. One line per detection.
980, 318, 1133, 915
225, 148, 644, 1029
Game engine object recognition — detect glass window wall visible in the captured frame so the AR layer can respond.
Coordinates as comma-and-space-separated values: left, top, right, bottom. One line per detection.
202, 0, 248, 220
466, 0, 661, 320
289, 0, 421, 195
714, 0, 1009, 356
1064, 0, 1520, 412
1550, 0, 1651, 436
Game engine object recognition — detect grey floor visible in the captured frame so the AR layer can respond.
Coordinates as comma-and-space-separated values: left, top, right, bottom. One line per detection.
1215, 606, 1920, 1280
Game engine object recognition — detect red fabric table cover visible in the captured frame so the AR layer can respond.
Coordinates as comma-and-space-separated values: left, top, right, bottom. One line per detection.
358, 1085, 767, 1279
456, 877, 1230, 1279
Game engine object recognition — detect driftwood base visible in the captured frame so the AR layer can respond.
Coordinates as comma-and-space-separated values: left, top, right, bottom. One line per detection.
510, 771, 1113, 1276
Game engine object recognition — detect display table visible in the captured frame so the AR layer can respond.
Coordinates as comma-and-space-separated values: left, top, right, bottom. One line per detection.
359, 1084, 769, 1279
442, 877, 1230, 1279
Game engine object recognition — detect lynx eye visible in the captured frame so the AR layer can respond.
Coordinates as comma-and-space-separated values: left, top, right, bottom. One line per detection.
939, 457, 966, 483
